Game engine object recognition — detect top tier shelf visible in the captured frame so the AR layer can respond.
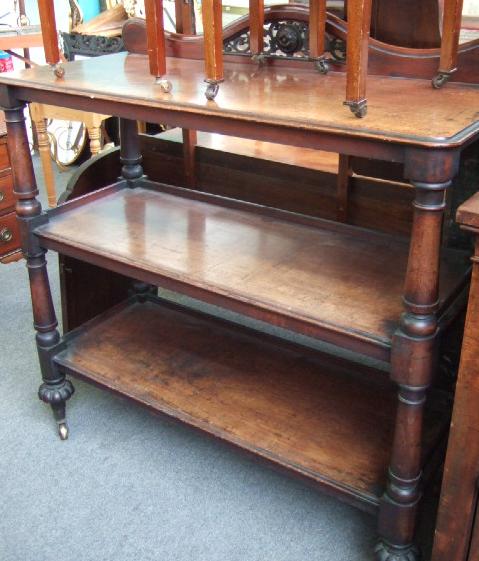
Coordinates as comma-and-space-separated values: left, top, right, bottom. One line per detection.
1, 53, 479, 149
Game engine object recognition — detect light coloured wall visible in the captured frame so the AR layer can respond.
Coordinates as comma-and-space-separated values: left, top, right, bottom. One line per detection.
464, 0, 479, 15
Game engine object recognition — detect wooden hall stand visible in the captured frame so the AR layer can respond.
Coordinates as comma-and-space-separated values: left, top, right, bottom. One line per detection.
0, 50, 477, 561
432, 193, 479, 561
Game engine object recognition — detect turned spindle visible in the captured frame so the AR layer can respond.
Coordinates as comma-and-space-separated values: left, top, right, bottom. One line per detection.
376, 165, 453, 561
4, 105, 74, 440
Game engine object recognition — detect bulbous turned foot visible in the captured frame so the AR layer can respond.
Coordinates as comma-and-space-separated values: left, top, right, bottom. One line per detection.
205, 81, 220, 101
314, 58, 330, 74
38, 378, 75, 405
155, 77, 172, 93
344, 99, 368, 118
374, 540, 421, 561
251, 53, 266, 66
431, 72, 451, 89
39, 379, 75, 440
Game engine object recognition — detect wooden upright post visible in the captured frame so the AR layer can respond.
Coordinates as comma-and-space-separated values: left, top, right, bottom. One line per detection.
249, 0, 265, 62
175, 0, 196, 34
202, 0, 224, 100
38, 0, 64, 77
144, 0, 172, 92
343, 0, 373, 118
432, 0, 464, 88
174, 0, 198, 187
309, 0, 329, 73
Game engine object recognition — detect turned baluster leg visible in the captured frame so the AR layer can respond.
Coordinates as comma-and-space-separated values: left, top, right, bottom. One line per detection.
120, 118, 144, 183
4, 105, 74, 440
432, 0, 464, 88
144, 0, 172, 93
309, 0, 329, 74
202, 0, 224, 101
249, 0, 265, 64
376, 170, 451, 561
35, 117, 57, 208
87, 123, 102, 158
119, 119, 155, 298
343, 0, 373, 118
38, 0, 64, 78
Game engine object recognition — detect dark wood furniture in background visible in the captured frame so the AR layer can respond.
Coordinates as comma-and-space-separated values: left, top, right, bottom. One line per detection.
431, 193, 479, 561
0, 114, 20, 264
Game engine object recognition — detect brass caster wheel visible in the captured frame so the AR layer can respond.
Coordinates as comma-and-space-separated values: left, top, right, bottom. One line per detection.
315, 59, 330, 74
432, 72, 450, 89
52, 63, 65, 79
344, 101, 368, 118
58, 422, 69, 441
156, 78, 172, 93
352, 104, 367, 118
251, 53, 266, 66
205, 82, 220, 101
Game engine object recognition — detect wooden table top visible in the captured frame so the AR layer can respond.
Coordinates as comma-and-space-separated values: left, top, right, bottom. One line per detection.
0, 52, 479, 148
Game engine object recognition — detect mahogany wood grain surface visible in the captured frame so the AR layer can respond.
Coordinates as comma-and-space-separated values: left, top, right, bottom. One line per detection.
439, 0, 465, 73
432, 235, 479, 561
201, 0, 223, 82
158, 128, 340, 173
249, 0, 265, 56
144, 0, 167, 78
309, 0, 327, 60
34, 184, 468, 359
0, 53, 479, 146
54, 296, 448, 510
37, 0, 61, 66
456, 190, 479, 230
1, 53, 478, 147
345, 0, 373, 106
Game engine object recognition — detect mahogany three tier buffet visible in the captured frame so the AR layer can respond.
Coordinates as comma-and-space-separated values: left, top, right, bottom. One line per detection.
2, 1, 479, 561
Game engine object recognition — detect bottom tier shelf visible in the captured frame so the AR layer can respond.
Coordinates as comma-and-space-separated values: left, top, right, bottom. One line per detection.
54, 296, 448, 512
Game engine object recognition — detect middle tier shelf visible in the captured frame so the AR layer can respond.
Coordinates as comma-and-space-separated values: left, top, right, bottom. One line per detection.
35, 180, 469, 361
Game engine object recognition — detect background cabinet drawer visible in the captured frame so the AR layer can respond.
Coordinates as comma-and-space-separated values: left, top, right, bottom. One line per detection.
0, 212, 20, 258
0, 173, 14, 212
0, 141, 10, 172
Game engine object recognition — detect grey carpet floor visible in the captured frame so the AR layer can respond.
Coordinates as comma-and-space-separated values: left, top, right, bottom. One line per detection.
0, 156, 409, 561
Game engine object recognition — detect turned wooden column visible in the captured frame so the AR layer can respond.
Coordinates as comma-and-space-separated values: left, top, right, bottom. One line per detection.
120, 118, 144, 183
376, 151, 457, 561
4, 104, 74, 439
